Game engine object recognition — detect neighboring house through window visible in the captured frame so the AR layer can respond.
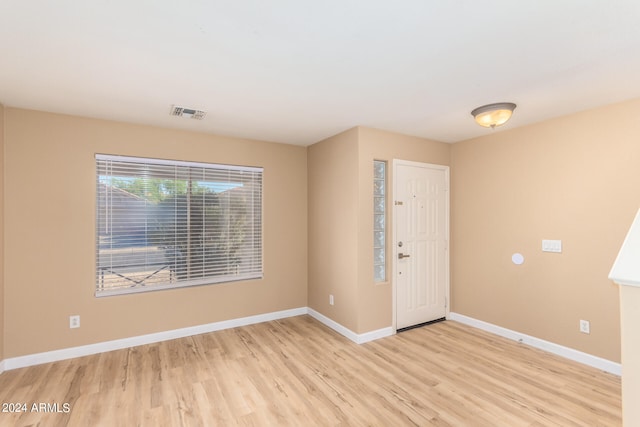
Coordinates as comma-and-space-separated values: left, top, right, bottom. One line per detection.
96, 154, 263, 296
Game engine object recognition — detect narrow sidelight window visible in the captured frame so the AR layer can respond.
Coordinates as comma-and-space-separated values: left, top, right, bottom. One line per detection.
374, 160, 386, 282
96, 154, 263, 296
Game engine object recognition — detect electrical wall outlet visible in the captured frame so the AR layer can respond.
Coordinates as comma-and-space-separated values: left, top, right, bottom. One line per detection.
329, 294, 334, 306
69, 315, 80, 329
579, 319, 590, 334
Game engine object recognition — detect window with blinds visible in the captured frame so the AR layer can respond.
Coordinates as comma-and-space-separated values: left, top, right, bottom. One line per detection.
96, 154, 263, 296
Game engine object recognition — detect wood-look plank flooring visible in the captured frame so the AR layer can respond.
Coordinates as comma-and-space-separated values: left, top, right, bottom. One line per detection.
0, 316, 621, 426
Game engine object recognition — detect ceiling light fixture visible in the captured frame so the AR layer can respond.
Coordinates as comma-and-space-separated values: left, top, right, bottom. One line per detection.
471, 102, 516, 129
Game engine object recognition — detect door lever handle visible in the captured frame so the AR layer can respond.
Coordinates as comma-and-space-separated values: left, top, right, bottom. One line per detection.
398, 253, 410, 259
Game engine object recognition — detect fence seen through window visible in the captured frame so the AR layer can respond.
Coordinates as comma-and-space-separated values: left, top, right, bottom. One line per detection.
96, 155, 263, 296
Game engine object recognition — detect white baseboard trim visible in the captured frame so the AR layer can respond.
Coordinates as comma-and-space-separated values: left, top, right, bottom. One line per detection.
1, 307, 395, 372
2, 307, 307, 372
4, 310, 613, 375
307, 308, 394, 344
448, 312, 621, 376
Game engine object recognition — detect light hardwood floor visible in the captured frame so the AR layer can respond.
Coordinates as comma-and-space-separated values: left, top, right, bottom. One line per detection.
0, 316, 621, 426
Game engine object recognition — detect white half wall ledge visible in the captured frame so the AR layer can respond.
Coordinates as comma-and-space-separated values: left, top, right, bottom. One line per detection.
448, 312, 621, 376
609, 207, 640, 288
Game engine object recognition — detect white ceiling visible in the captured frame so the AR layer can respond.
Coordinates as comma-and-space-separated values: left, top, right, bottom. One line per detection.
1, 1, 640, 146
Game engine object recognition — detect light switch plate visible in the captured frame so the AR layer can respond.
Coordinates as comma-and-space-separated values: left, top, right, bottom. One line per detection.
542, 239, 562, 253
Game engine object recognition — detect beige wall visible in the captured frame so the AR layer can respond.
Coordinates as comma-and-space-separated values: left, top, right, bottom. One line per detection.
356, 127, 450, 333
307, 128, 360, 331
0, 103, 4, 361
450, 98, 640, 362
308, 126, 450, 334
620, 285, 640, 425
2, 98, 637, 373
3, 108, 307, 358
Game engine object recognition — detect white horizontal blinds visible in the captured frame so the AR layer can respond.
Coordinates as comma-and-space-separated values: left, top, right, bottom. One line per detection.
96, 155, 263, 296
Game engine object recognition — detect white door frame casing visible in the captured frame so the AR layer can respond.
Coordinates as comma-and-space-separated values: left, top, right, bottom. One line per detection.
392, 159, 450, 332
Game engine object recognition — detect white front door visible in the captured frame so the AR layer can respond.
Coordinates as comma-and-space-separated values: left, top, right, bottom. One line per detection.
394, 160, 449, 330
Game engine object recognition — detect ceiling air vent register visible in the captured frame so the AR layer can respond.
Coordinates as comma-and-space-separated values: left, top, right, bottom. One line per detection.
170, 105, 207, 120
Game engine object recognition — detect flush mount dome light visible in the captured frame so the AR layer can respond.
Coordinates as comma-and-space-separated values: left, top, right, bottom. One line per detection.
471, 102, 516, 128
